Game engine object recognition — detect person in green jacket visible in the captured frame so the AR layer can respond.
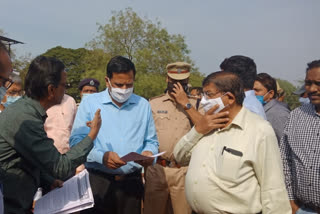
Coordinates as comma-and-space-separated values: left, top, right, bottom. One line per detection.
0, 56, 102, 213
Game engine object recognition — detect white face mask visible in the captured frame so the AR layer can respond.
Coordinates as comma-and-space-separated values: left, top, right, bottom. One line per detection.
0, 87, 7, 102
108, 79, 133, 103
299, 97, 310, 105
201, 93, 226, 113
3, 95, 22, 107
81, 93, 90, 100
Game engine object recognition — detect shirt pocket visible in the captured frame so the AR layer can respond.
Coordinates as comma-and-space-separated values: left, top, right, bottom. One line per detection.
215, 146, 242, 181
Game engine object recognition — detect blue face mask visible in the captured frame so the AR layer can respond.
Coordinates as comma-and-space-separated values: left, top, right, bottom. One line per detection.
256, 95, 267, 105
256, 91, 271, 105
3, 96, 22, 107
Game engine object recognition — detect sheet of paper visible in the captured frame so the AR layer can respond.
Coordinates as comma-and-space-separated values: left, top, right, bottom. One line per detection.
151, 151, 166, 158
120, 151, 166, 162
34, 169, 94, 214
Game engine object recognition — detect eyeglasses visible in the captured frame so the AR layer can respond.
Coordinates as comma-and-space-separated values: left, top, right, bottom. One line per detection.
203, 91, 222, 99
0, 77, 14, 90
6, 89, 24, 96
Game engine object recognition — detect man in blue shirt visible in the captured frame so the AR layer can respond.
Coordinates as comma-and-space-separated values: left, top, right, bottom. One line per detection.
220, 55, 267, 119
70, 56, 159, 214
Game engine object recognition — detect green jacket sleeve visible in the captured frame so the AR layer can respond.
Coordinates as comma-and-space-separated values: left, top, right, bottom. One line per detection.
12, 119, 93, 180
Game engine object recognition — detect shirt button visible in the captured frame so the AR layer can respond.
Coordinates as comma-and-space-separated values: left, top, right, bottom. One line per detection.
202, 163, 206, 167
308, 183, 312, 186
194, 180, 197, 184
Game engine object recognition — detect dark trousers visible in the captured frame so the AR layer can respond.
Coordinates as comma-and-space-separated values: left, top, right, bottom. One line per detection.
81, 169, 143, 214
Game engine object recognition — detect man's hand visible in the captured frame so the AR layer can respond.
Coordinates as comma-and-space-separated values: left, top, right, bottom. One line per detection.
88, 109, 102, 140
171, 82, 189, 106
135, 151, 154, 167
50, 179, 63, 190
195, 104, 229, 135
103, 151, 126, 169
75, 164, 85, 174
290, 200, 299, 214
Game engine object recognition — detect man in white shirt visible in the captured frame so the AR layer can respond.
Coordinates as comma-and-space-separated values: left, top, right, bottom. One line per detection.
173, 71, 291, 214
220, 55, 266, 119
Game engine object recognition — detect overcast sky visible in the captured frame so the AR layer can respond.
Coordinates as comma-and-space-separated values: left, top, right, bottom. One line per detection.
1, 0, 319, 85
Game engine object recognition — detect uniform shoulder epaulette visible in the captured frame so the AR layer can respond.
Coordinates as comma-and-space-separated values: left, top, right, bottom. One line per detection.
149, 94, 165, 101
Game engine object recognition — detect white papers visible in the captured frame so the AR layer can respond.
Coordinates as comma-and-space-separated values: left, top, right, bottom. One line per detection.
151, 151, 166, 158
34, 169, 94, 214
120, 151, 166, 162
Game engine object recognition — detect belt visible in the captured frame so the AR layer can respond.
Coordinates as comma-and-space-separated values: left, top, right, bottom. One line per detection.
87, 168, 142, 182
156, 157, 181, 168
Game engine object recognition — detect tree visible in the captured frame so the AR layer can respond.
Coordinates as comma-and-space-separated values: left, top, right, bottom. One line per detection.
276, 78, 300, 110
87, 8, 203, 98
81, 49, 112, 91
13, 53, 33, 87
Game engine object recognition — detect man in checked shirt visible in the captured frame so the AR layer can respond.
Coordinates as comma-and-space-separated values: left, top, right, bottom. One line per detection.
280, 59, 320, 214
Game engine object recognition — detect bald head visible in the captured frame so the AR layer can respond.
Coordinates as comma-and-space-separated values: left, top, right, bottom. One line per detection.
202, 71, 245, 105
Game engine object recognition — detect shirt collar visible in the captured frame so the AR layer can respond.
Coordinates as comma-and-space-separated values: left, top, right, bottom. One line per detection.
310, 103, 320, 117
218, 107, 246, 132
24, 96, 47, 118
244, 90, 255, 97
263, 99, 276, 112
229, 107, 246, 130
163, 92, 174, 102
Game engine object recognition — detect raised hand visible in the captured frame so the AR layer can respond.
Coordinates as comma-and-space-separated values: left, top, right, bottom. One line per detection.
195, 104, 230, 135
88, 109, 102, 140
170, 82, 189, 106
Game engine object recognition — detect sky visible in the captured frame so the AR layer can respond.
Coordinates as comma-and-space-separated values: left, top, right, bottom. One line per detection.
1, 0, 319, 85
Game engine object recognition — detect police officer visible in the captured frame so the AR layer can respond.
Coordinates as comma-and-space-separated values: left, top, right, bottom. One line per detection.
144, 62, 203, 214
78, 78, 100, 99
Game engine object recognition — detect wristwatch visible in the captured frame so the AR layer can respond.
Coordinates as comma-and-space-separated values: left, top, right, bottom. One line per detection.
184, 103, 192, 110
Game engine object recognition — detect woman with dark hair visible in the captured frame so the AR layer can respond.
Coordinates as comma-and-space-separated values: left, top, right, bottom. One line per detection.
253, 73, 290, 142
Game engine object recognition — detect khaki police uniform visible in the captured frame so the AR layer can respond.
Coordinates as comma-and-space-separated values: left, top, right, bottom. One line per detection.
144, 62, 203, 214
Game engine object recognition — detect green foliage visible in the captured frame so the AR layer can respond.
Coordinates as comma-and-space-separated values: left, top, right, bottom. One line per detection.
189, 71, 205, 88
42, 46, 90, 101
12, 53, 32, 87
81, 49, 112, 91
276, 78, 300, 110
87, 8, 200, 98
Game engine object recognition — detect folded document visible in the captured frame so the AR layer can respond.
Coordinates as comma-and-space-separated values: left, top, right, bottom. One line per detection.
120, 151, 166, 162
34, 169, 94, 214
